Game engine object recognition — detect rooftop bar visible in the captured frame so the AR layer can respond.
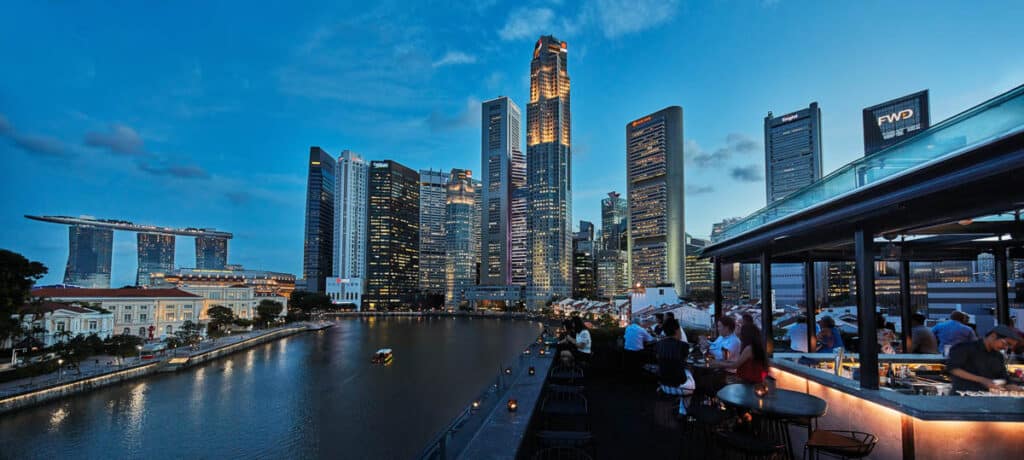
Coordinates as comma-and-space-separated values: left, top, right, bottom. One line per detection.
702, 84, 1024, 459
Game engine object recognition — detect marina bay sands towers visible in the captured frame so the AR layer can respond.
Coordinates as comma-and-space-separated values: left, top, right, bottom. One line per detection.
25, 215, 231, 288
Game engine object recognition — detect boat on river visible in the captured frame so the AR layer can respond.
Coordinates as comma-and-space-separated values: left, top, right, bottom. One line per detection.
372, 348, 393, 365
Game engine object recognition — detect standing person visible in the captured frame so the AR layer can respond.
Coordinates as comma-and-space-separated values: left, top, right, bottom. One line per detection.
816, 316, 845, 353
932, 311, 977, 354
947, 325, 1022, 391
910, 313, 938, 354
700, 316, 742, 363
623, 317, 656, 379
713, 323, 769, 384
785, 315, 818, 353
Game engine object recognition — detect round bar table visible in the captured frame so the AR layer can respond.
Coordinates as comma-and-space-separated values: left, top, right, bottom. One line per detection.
717, 384, 828, 459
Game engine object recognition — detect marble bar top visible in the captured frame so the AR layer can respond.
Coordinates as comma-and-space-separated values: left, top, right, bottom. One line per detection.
771, 358, 1024, 422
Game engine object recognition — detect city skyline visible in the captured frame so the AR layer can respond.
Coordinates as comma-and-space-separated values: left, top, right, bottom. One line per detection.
3, 1, 1023, 287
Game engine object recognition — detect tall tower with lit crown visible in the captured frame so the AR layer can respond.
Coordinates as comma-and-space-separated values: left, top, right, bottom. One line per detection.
526, 35, 572, 305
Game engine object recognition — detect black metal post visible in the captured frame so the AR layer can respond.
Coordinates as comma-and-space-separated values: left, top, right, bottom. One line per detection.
761, 250, 773, 356
854, 228, 879, 390
803, 258, 817, 353
713, 258, 723, 327
995, 246, 1011, 325
900, 260, 913, 353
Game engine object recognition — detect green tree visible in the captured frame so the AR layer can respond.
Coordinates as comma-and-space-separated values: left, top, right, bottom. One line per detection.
206, 305, 234, 330
175, 320, 203, 346
0, 249, 47, 343
256, 299, 284, 327
105, 335, 144, 364
289, 290, 331, 313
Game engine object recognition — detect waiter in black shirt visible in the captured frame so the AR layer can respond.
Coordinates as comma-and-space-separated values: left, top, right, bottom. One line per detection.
947, 325, 1022, 391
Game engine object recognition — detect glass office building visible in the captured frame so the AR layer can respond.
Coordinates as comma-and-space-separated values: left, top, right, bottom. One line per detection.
302, 146, 336, 293
64, 224, 114, 288
419, 169, 448, 297
195, 236, 228, 270
136, 232, 175, 286
365, 160, 420, 310
445, 169, 477, 306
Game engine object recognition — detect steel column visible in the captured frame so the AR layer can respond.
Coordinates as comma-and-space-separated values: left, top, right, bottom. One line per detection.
854, 228, 879, 390
995, 247, 1011, 325
803, 258, 817, 353
900, 260, 913, 353
761, 250, 773, 356
713, 258, 723, 328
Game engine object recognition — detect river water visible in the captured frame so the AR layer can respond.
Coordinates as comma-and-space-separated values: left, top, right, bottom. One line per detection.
0, 317, 543, 459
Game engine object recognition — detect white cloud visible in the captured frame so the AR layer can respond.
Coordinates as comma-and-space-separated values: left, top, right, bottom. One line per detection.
432, 51, 477, 68
499, 8, 556, 40
591, 0, 679, 39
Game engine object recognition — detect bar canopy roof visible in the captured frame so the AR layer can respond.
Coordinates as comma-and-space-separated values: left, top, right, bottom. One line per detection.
703, 84, 1024, 264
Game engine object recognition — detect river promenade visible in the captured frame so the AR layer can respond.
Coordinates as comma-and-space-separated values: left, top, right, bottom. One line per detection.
0, 322, 328, 414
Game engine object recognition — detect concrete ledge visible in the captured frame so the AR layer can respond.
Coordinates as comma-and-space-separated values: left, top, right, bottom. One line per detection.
0, 361, 161, 414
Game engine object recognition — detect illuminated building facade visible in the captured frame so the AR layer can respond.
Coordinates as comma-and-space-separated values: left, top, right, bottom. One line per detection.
526, 35, 572, 304
597, 192, 628, 299
195, 236, 228, 270
419, 169, 448, 297
149, 267, 296, 299
481, 97, 525, 287
332, 150, 368, 299
365, 160, 419, 310
685, 234, 713, 293
302, 146, 336, 293
572, 221, 597, 299
627, 106, 685, 295
445, 169, 477, 306
136, 233, 175, 286
64, 224, 114, 288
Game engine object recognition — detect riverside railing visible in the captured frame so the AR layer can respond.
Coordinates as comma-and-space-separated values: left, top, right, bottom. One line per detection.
418, 336, 552, 460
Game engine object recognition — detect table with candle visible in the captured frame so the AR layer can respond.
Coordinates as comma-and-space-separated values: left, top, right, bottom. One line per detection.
717, 383, 828, 458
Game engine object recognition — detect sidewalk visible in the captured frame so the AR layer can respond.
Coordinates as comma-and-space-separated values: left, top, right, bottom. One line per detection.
0, 327, 288, 399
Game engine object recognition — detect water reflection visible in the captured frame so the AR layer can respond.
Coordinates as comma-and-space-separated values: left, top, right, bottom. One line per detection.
0, 318, 541, 459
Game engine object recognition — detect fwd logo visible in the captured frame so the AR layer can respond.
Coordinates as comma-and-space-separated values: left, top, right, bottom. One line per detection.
877, 109, 914, 125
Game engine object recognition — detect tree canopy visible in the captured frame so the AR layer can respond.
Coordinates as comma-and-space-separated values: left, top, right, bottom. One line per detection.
256, 299, 284, 326
0, 249, 48, 343
288, 291, 331, 312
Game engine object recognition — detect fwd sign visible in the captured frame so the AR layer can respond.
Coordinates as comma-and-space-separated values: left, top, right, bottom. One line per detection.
877, 109, 914, 125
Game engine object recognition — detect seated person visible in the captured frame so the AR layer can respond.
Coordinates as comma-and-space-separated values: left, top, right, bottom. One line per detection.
663, 315, 689, 343
785, 315, 818, 353
623, 317, 656, 377
910, 313, 938, 354
559, 317, 592, 366
712, 323, 769, 384
947, 325, 1022, 392
656, 320, 692, 394
816, 316, 845, 353
700, 316, 742, 365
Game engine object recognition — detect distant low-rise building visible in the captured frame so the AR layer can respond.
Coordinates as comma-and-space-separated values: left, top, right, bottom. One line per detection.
13, 302, 115, 347
149, 267, 296, 299
33, 288, 203, 340
177, 285, 287, 323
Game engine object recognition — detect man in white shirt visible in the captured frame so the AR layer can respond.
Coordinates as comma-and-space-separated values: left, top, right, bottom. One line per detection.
786, 315, 819, 353
700, 316, 742, 372
624, 317, 656, 381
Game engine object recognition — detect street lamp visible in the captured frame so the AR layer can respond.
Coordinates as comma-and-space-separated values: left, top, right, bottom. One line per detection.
57, 358, 64, 381
136, 345, 143, 362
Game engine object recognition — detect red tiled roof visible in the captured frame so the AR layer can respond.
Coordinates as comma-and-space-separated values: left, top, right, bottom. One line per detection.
32, 287, 202, 299
18, 301, 101, 315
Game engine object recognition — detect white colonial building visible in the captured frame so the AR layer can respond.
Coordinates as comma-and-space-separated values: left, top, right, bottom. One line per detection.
33, 288, 204, 340
15, 302, 115, 347
179, 284, 288, 322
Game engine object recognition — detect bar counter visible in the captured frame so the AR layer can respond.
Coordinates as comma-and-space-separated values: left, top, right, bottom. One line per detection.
771, 353, 1024, 459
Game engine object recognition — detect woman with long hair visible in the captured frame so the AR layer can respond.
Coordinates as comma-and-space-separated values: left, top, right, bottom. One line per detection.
559, 316, 592, 365
712, 323, 769, 384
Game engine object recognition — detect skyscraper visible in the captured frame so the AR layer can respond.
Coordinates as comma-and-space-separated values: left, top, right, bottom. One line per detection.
365, 160, 419, 310
419, 169, 448, 299
526, 35, 572, 305
685, 234, 713, 293
765, 103, 823, 203
510, 150, 528, 286
195, 236, 228, 270
597, 192, 628, 299
481, 96, 524, 287
572, 221, 596, 299
445, 169, 477, 306
302, 147, 336, 293
63, 224, 113, 288
472, 176, 484, 284
765, 104, 824, 307
626, 106, 685, 295
332, 150, 368, 304
136, 233, 175, 286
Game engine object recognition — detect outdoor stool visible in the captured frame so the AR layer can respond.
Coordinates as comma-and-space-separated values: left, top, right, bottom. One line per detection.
540, 388, 590, 431
714, 429, 787, 459
804, 430, 878, 460
536, 430, 594, 454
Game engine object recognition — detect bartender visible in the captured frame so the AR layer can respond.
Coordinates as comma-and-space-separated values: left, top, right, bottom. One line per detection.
947, 325, 1023, 391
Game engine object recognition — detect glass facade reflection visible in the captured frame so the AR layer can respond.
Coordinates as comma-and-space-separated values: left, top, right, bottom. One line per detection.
64, 224, 113, 288
365, 160, 420, 310
302, 146, 336, 293
136, 232, 175, 286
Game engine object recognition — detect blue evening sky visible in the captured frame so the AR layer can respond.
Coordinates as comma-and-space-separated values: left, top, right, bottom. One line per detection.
2, 1, 1022, 286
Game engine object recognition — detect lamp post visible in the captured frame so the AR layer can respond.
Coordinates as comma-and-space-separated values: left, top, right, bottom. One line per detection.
57, 358, 64, 381
136, 345, 143, 362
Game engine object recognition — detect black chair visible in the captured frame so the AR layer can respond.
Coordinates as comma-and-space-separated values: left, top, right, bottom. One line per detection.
530, 447, 594, 460
681, 401, 732, 455
536, 430, 594, 455
540, 386, 590, 431
549, 363, 585, 385
804, 430, 878, 460
714, 429, 787, 460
